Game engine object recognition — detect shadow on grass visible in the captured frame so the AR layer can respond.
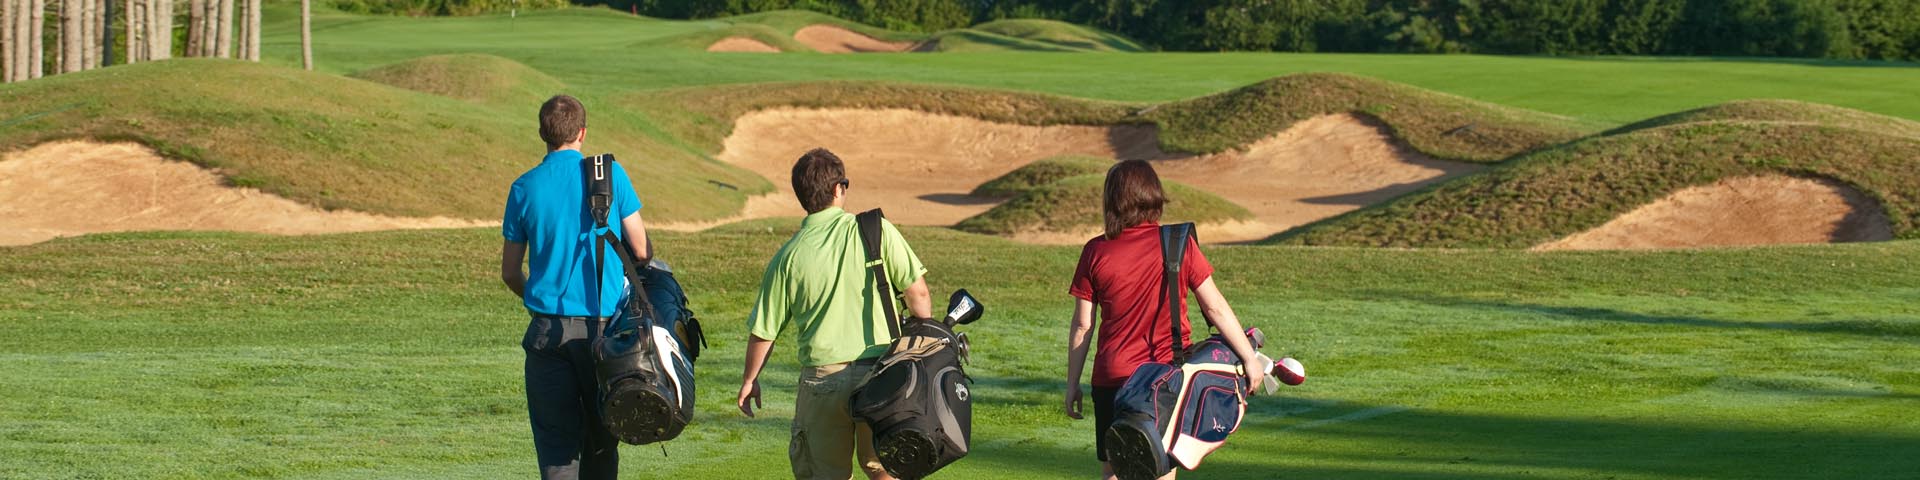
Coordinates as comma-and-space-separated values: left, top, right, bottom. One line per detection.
960, 400, 1920, 479
919, 193, 1004, 206
1557, 54, 1919, 69
1377, 292, 1920, 340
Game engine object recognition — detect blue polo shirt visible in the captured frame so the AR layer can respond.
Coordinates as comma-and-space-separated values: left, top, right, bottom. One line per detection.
502, 149, 642, 317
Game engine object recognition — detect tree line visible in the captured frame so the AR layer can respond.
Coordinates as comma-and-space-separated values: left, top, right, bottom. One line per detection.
1, 0, 316, 83
616, 0, 1920, 61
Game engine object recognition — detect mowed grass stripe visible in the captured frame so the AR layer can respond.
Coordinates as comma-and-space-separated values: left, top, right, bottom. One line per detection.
2, 228, 1915, 478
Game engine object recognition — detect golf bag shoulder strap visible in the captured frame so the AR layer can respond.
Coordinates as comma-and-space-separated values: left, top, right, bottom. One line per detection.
1160, 223, 1195, 364
858, 209, 902, 339
583, 154, 653, 322
586, 154, 615, 228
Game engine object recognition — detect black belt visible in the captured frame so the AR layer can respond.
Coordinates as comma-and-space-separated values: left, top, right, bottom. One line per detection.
532, 314, 611, 322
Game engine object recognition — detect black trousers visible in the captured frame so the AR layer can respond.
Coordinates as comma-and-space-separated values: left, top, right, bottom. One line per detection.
523, 314, 619, 480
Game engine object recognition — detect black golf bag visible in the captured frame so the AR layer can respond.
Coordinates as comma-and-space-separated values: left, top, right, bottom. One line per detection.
580, 154, 707, 446
846, 209, 984, 479
1104, 224, 1253, 480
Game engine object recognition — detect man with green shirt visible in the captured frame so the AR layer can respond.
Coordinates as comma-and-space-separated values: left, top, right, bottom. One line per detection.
737, 148, 932, 480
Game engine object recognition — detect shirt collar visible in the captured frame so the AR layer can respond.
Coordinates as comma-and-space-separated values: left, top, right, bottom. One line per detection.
801, 207, 846, 228
543, 149, 584, 164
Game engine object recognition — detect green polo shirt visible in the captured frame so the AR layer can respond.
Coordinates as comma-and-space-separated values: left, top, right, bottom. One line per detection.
748, 207, 928, 367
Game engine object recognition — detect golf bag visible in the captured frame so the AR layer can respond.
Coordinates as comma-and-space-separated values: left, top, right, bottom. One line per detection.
581, 153, 708, 446
847, 209, 982, 480
1104, 223, 1251, 480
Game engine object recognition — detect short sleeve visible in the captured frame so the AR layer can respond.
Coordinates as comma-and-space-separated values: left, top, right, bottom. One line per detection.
746, 256, 788, 341
879, 219, 928, 290
501, 182, 527, 243
612, 162, 644, 221
1182, 234, 1213, 290
1068, 242, 1096, 301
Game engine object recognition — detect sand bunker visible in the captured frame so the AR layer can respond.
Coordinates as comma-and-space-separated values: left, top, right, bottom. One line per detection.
715, 109, 1478, 242
1535, 176, 1892, 251
707, 36, 781, 53
793, 25, 914, 53
0, 142, 492, 246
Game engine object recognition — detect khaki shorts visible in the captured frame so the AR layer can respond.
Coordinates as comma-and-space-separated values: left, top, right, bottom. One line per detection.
790, 361, 887, 480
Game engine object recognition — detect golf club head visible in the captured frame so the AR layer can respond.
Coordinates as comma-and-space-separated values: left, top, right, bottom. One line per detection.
1246, 327, 1265, 350
944, 289, 982, 326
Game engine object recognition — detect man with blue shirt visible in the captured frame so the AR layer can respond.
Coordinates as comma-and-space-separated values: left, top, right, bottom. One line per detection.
501, 95, 650, 480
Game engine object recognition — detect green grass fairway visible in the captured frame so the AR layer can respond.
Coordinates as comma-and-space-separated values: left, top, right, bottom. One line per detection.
6, 5, 1920, 480
2, 227, 1916, 479
256, 7, 1920, 126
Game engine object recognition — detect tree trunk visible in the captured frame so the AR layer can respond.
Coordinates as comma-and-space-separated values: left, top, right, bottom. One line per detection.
299, 0, 309, 70
84, 0, 94, 68
183, 0, 195, 55
241, 0, 252, 61
149, 0, 164, 60
79, 0, 91, 68
198, 0, 210, 57
97, 0, 109, 66
227, 0, 237, 58
3, 0, 15, 82
30, 0, 43, 78
60, 0, 76, 71
123, 0, 135, 62
8, 0, 22, 81
212, 0, 224, 58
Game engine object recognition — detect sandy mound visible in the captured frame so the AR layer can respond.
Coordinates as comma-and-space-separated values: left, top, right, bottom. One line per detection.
0, 142, 492, 246
793, 25, 914, 53
1535, 176, 1893, 251
715, 109, 1476, 242
707, 36, 781, 53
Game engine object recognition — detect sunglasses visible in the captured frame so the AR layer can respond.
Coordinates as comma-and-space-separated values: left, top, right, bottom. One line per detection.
837, 179, 851, 189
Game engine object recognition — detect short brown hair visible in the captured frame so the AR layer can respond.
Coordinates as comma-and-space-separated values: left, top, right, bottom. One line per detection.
791, 148, 847, 213
539, 95, 585, 149
1103, 159, 1165, 239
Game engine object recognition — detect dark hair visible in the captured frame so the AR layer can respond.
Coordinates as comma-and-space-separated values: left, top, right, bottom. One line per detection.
1103, 159, 1165, 239
791, 148, 847, 213
539, 95, 586, 149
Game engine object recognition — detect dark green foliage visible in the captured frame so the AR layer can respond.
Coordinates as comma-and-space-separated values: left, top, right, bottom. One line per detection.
333, 0, 568, 16
613, 0, 974, 32
610, 0, 1920, 59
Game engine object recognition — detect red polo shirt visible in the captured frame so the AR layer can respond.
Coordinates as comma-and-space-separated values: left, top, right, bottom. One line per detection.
1069, 222, 1214, 388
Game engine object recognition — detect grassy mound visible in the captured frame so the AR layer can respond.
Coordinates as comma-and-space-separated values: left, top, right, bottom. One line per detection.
1272, 120, 1920, 248
716, 9, 924, 43
913, 29, 1083, 52
966, 19, 1145, 52
956, 175, 1251, 235
349, 54, 565, 105
634, 73, 1590, 165
1150, 73, 1589, 162
1606, 99, 1920, 139
0, 60, 768, 222
635, 23, 814, 52
969, 155, 1112, 197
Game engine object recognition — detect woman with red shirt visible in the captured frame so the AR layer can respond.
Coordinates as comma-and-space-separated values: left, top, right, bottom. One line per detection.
1063, 160, 1265, 480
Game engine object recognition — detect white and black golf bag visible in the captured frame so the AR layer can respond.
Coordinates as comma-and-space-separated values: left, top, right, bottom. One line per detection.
580, 154, 707, 446
846, 209, 984, 480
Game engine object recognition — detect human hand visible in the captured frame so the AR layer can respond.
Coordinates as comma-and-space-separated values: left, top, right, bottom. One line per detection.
1064, 384, 1084, 420
737, 379, 763, 418
1245, 365, 1267, 396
